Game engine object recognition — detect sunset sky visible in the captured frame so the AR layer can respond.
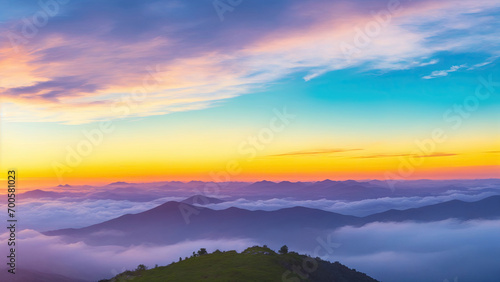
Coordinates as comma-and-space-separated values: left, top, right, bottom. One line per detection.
0, 0, 499, 188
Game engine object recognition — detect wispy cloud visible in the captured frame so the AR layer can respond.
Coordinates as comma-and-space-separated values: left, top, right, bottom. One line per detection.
1, 0, 499, 123
355, 153, 410, 159
422, 64, 467, 79
355, 152, 457, 159
467, 57, 498, 70
424, 152, 458, 158
270, 148, 362, 157
416, 59, 439, 67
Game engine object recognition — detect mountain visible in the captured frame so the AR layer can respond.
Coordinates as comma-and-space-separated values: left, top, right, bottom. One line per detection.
19, 189, 81, 199
44, 201, 360, 247
44, 196, 500, 248
88, 187, 165, 202
364, 195, 500, 222
308, 180, 392, 200
181, 194, 225, 205
242, 180, 392, 200
108, 181, 131, 185
99, 246, 379, 282
246, 180, 306, 192
17, 179, 500, 203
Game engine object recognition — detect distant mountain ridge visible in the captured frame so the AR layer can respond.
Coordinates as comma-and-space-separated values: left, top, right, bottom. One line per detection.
181, 194, 225, 205
365, 195, 500, 222
44, 195, 500, 248
15, 179, 500, 203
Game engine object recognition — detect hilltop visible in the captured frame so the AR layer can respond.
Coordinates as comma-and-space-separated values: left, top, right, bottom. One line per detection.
99, 245, 378, 282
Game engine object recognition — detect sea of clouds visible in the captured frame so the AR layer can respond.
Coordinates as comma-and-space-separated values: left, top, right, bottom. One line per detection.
3, 189, 497, 231
0, 186, 498, 281
1, 219, 499, 281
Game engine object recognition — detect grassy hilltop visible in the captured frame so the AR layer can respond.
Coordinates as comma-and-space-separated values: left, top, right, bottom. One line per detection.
100, 245, 378, 282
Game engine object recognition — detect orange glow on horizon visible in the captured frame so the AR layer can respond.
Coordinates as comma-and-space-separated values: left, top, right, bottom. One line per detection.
2, 164, 497, 194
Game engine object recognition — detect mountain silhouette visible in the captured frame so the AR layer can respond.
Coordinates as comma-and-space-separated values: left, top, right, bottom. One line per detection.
181, 195, 225, 205
44, 195, 500, 248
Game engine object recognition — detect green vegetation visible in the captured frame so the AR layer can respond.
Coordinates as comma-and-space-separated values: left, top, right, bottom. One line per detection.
279, 245, 289, 254
99, 246, 378, 282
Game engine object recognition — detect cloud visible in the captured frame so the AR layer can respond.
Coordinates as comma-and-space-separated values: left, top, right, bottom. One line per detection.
423, 152, 457, 158
2, 184, 498, 233
199, 190, 500, 216
2, 220, 497, 281
415, 59, 439, 67
467, 57, 498, 70
422, 64, 467, 79
355, 153, 410, 159
0, 196, 185, 231
4, 76, 102, 101
0, 229, 258, 281
0, 0, 499, 123
355, 152, 457, 159
323, 219, 500, 282
269, 148, 362, 157
0, 185, 499, 281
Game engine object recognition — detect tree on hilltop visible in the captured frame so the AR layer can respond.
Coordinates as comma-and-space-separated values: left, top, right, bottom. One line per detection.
279, 245, 288, 254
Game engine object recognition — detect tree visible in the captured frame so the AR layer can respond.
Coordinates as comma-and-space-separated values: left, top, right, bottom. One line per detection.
179, 257, 182, 262
136, 264, 147, 272
198, 248, 208, 256
279, 245, 288, 254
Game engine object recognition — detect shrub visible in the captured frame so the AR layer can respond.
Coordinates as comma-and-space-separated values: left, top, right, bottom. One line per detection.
279, 245, 289, 254
136, 264, 148, 272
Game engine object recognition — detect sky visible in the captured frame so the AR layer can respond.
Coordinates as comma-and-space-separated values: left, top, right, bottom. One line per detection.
0, 0, 499, 188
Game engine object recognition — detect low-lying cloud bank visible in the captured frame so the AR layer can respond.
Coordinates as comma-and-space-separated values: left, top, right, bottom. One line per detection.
202, 191, 499, 216
304, 219, 500, 282
0, 230, 258, 281
0, 196, 184, 231
1, 190, 498, 232
1, 219, 499, 281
